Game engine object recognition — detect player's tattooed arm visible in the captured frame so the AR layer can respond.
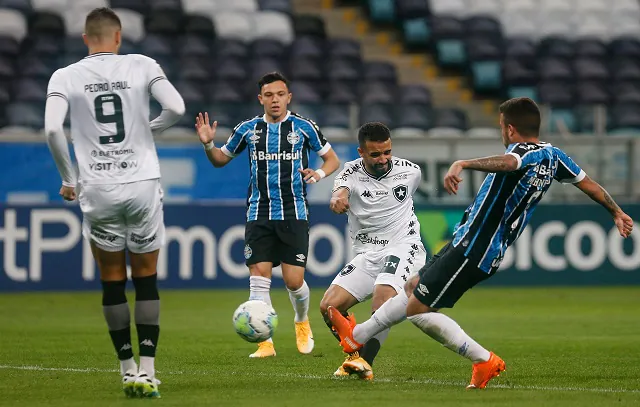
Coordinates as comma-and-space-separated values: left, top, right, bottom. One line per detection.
575, 176, 634, 238
575, 176, 621, 215
458, 155, 519, 173
443, 155, 518, 195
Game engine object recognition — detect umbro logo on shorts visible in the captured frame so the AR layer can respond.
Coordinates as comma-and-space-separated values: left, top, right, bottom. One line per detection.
296, 253, 306, 262
417, 284, 429, 296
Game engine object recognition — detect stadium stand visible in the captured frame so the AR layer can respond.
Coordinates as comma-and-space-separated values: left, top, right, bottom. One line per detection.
342, 0, 640, 135
0, 0, 458, 141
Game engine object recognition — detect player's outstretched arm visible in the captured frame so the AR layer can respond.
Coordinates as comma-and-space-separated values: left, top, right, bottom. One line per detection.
329, 187, 350, 214
444, 155, 518, 195
149, 80, 185, 134
575, 176, 634, 238
195, 112, 233, 168
44, 94, 77, 201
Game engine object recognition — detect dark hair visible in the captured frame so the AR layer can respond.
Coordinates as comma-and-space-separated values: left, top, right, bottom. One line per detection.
357, 122, 391, 146
498, 97, 541, 137
85, 7, 122, 38
258, 72, 289, 92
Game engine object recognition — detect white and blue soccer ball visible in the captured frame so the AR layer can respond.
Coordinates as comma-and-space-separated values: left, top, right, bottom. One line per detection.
232, 300, 279, 343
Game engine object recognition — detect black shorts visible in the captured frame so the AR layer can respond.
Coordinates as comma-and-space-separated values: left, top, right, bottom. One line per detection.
244, 219, 309, 267
413, 242, 492, 309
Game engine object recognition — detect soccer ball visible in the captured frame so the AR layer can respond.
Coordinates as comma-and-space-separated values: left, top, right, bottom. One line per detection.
232, 300, 279, 343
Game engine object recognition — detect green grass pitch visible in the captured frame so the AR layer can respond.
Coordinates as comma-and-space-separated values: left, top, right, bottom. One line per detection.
0, 287, 639, 406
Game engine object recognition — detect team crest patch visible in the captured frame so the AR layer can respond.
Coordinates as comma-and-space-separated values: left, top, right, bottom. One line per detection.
244, 245, 253, 259
286, 131, 301, 145
393, 184, 408, 202
339, 264, 355, 276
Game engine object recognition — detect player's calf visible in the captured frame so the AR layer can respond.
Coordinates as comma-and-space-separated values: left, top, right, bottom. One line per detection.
102, 279, 137, 377
132, 273, 160, 379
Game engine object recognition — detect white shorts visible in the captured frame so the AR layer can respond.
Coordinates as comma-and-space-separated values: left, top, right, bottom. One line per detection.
78, 179, 165, 253
331, 243, 427, 302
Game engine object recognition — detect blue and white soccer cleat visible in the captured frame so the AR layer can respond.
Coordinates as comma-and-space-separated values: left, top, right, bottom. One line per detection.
134, 370, 161, 398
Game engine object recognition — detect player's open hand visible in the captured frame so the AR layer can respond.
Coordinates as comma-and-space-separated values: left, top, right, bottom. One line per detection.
299, 168, 321, 184
59, 185, 76, 201
330, 196, 350, 214
614, 211, 634, 238
444, 161, 464, 195
195, 112, 217, 144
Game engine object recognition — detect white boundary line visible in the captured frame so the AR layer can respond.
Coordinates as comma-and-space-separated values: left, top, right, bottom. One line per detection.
0, 364, 638, 395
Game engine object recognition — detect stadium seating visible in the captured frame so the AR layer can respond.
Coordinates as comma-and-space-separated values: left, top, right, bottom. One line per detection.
0, 0, 459, 140
355, 0, 640, 134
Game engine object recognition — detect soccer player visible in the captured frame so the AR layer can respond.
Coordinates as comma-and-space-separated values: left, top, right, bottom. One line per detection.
320, 122, 427, 380
328, 97, 634, 388
195, 72, 340, 358
44, 8, 185, 398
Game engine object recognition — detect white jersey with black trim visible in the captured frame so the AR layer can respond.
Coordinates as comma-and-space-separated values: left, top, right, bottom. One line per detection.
332, 157, 423, 254
46, 53, 165, 185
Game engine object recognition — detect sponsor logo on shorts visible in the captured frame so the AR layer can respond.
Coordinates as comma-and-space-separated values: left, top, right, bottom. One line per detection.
90, 229, 118, 242
130, 233, 156, 245
296, 253, 306, 263
417, 284, 429, 296
339, 264, 355, 276
355, 233, 389, 247
244, 245, 252, 259
89, 161, 138, 171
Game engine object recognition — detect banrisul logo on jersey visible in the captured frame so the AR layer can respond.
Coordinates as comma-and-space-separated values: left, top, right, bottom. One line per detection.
250, 151, 302, 161
415, 209, 465, 256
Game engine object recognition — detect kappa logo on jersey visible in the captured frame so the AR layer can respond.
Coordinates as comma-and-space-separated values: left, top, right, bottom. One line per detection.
361, 190, 372, 198
339, 264, 356, 276
393, 184, 408, 202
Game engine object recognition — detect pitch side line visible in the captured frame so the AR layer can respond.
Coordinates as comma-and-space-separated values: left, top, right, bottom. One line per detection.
0, 364, 638, 395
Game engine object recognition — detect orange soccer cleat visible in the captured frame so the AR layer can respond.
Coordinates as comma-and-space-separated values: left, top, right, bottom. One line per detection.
466, 352, 506, 389
327, 306, 363, 354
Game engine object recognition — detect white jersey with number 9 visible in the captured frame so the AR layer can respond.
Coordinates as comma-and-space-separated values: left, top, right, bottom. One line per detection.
46, 52, 165, 185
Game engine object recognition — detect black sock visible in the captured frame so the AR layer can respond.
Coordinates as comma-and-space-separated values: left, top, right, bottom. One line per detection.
102, 279, 133, 360
360, 338, 382, 366
133, 274, 160, 358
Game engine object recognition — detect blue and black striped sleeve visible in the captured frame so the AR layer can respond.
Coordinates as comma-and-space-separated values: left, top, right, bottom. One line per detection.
298, 117, 331, 156
221, 120, 252, 157
506, 143, 546, 170
553, 147, 586, 184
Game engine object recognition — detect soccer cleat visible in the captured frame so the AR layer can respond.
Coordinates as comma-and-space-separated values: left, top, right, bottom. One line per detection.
466, 352, 506, 390
249, 341, 276, 358
342, 355, 374, 381
122, 369, 137, 398
134, 370, 161, 398
295, 319, 314, 354
333, 351, 360, 377
327, 306, 363, 354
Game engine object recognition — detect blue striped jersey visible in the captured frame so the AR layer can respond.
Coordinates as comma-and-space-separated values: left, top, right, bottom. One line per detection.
221, 111, 331, 221
451, 142, 586, 273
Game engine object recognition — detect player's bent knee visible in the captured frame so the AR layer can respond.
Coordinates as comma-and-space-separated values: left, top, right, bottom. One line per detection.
404, 275, 420, 297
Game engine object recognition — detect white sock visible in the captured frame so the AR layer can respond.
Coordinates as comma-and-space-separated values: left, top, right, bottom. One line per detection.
139, 356, 155, 378
120, 357, 137, 376
408, 313, 490, 363
353, 290, 409, 344
287, 280, 310, 323
249, 276, 274, 343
